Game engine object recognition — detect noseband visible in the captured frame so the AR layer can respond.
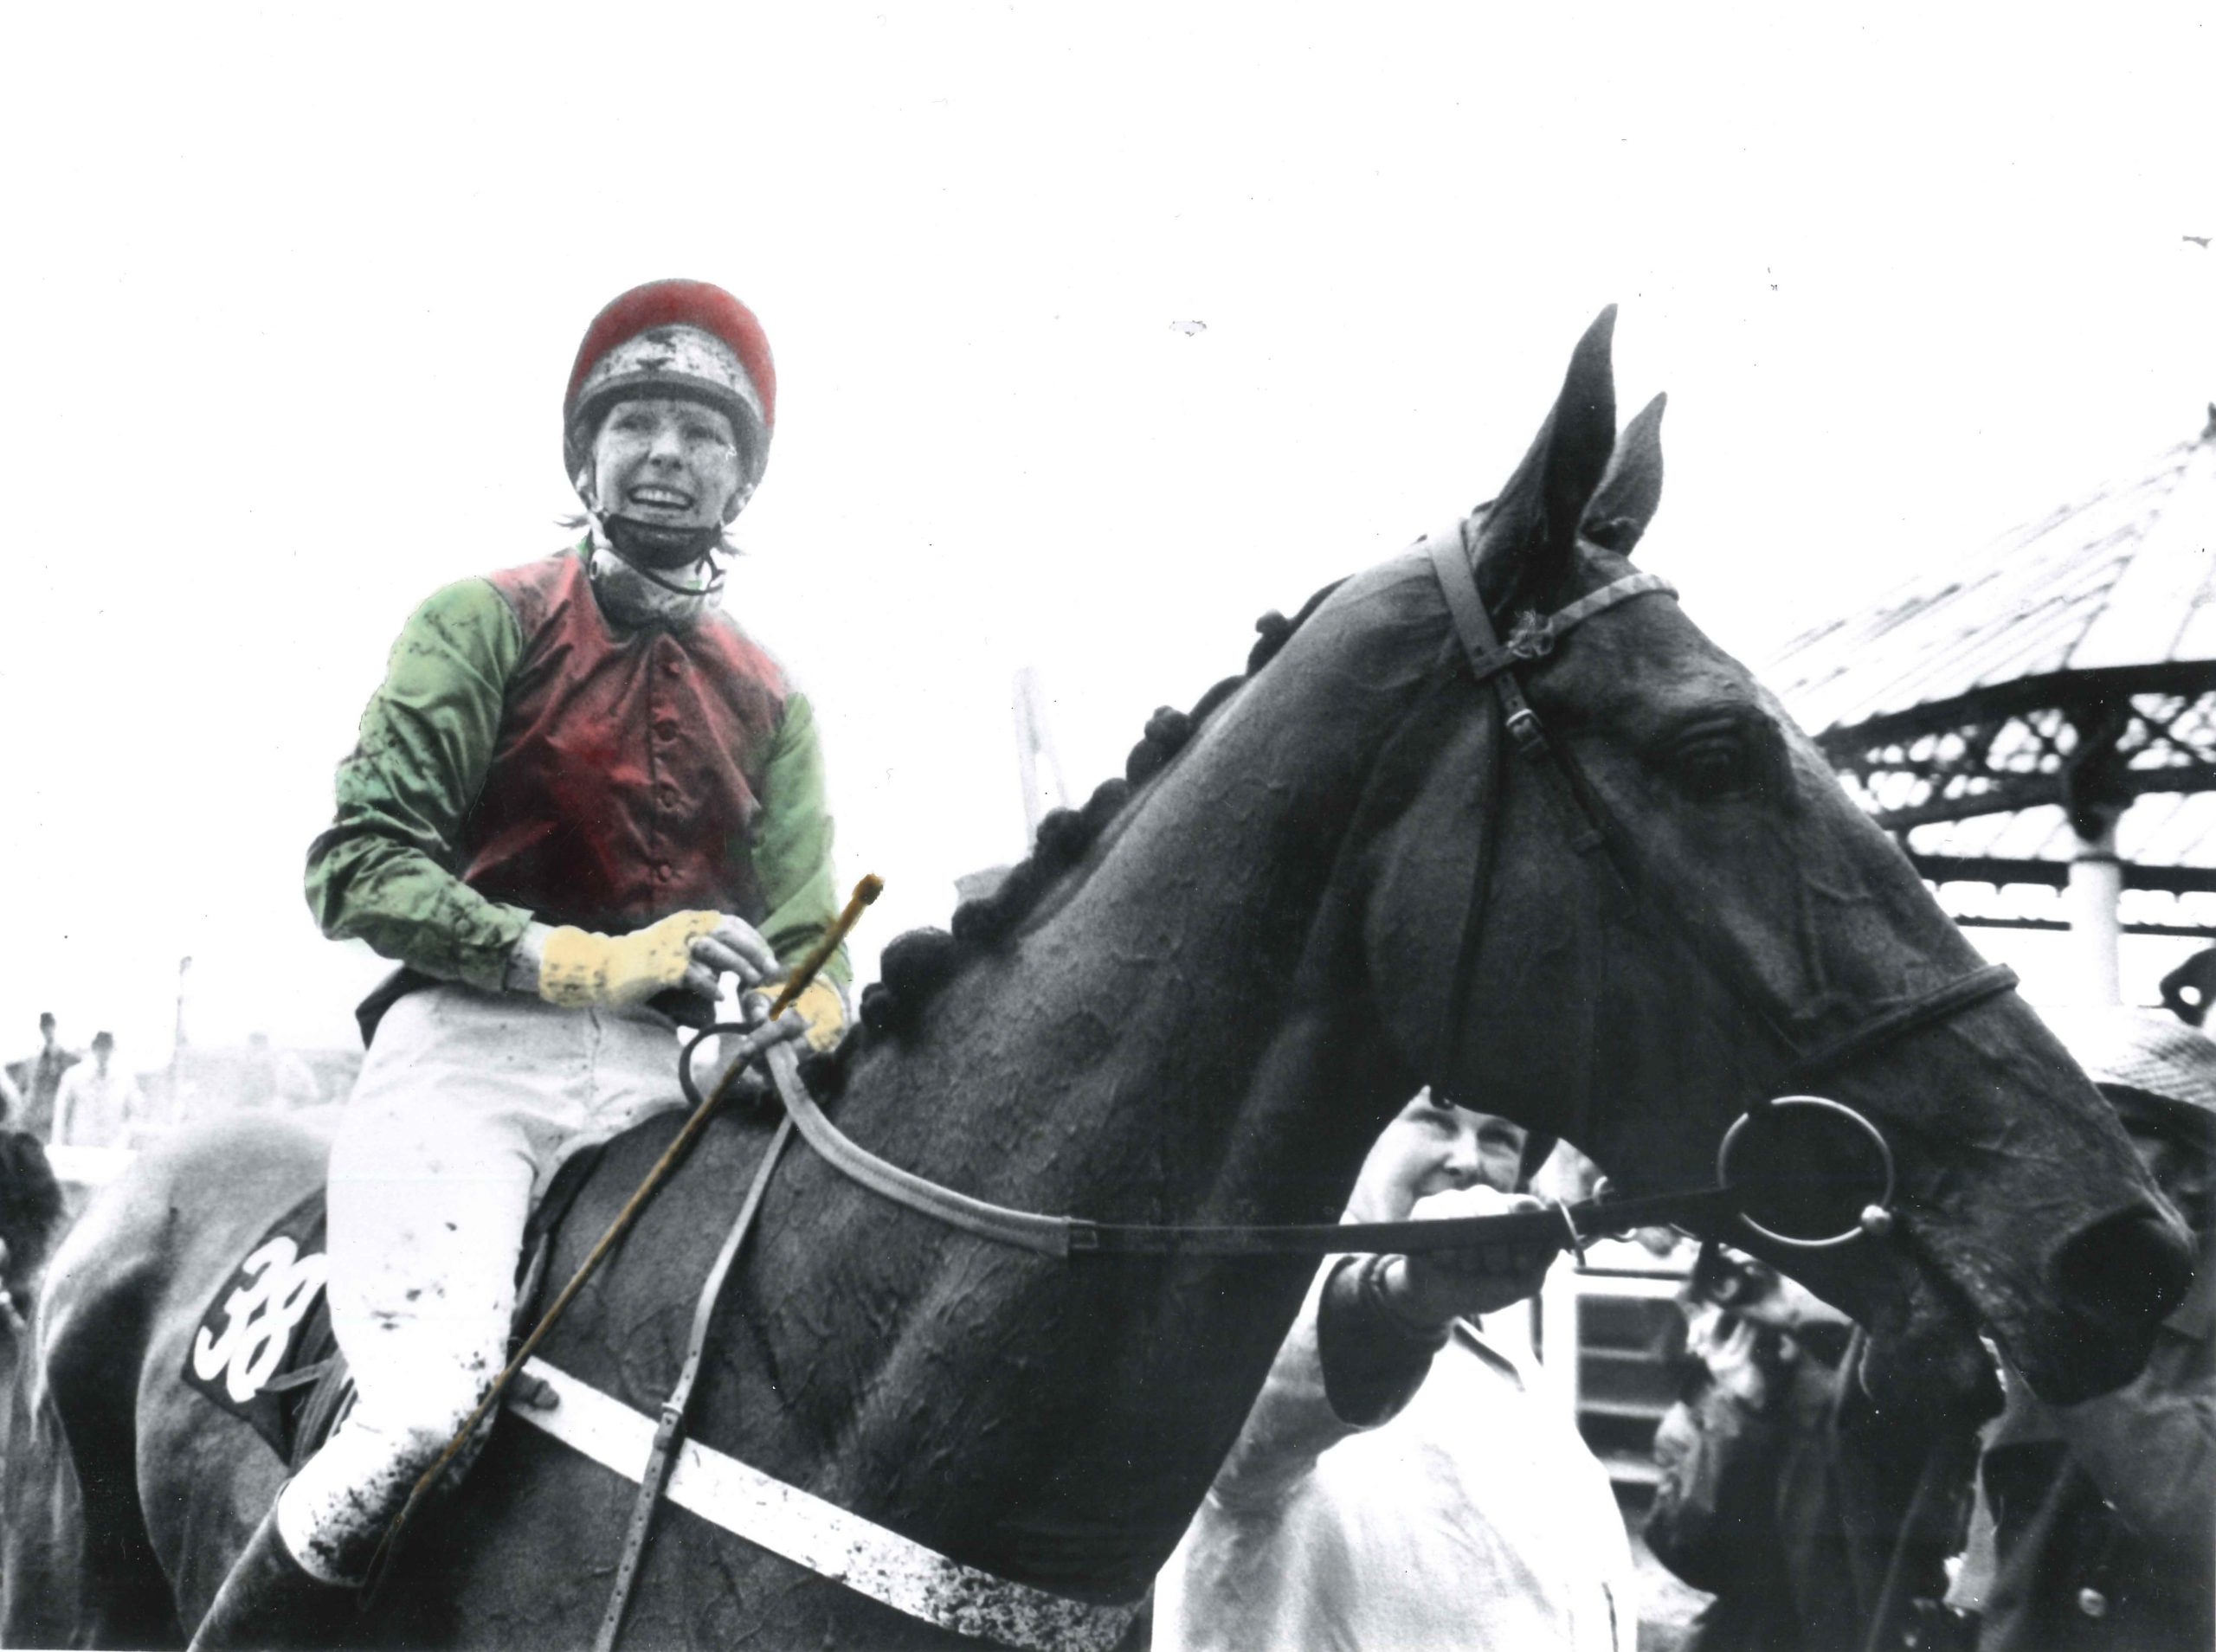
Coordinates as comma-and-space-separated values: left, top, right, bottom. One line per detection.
589, 543, 2026, 1646
652, 530, 2010, 1272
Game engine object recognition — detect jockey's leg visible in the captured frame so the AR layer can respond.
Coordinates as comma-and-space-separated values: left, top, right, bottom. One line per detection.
190, 984, 685, 1649
277, 1077, 539, 1585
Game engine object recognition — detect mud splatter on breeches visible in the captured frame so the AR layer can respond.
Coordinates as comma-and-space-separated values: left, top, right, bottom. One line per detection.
275, 983, 688, 1583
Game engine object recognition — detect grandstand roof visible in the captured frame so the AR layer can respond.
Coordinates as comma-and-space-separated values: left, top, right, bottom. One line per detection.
1767, 407, 2216, 931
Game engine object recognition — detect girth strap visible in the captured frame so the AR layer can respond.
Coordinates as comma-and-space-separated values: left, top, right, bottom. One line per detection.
516, 1357, 1143, 1652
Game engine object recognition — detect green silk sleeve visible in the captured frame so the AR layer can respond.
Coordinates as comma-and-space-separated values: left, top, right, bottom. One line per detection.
303, 578, 534, 990
752, 688, 850, 987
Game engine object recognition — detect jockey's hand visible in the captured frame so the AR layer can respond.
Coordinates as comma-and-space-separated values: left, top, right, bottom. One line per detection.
1384, 1185, 1557, 1327
752, 978, 847, 1052
538, 910, 780, 1012
680, 915, 783, 1000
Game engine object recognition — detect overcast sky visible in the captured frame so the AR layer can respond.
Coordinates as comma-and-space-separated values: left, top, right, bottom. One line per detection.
2, 4, 2209, 1062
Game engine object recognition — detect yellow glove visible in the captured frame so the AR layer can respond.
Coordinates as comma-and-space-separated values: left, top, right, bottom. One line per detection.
538, 911, 722, 1010
771, 978, 847, 1052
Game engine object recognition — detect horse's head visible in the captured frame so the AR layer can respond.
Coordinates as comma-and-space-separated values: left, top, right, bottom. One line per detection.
1357, 310, 2193, 1410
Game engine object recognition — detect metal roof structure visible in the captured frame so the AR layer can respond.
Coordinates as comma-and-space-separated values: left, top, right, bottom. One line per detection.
1768, 406, 2216, 939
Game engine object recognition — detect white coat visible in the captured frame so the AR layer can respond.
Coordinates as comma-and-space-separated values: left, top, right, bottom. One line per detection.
1156, 1263, 1637, 1652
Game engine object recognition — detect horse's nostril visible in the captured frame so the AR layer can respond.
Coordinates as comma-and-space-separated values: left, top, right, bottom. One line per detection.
2052, 1206, 2196, 1327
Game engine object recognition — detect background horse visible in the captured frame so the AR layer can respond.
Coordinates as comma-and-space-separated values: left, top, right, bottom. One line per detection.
0, 1131, 62, 1424
5, 311, 2193, 1649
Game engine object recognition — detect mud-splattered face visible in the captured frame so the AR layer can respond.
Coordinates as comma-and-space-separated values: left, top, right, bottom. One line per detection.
585, 396, 744, 529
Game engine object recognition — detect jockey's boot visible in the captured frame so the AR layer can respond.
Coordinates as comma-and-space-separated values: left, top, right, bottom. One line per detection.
188, 1503, 356, 1651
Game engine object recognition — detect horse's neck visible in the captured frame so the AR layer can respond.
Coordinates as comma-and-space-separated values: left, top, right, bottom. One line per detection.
743, 568, 1447, 1595
860, 616, 1420, 1220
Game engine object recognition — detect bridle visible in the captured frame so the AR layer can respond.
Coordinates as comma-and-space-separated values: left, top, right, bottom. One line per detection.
1420, 520, 2017, 1186
589, 530, 2021, 1651
666, 524, 2015, 1265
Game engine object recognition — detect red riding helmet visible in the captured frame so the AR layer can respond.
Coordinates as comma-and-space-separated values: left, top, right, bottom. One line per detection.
563, 280, 776, 498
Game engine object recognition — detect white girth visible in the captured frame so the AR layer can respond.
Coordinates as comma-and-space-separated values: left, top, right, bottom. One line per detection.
507, 1357, 1143, 1652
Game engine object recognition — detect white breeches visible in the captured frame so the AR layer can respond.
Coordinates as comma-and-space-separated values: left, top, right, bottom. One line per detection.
276, 983, 689, 1584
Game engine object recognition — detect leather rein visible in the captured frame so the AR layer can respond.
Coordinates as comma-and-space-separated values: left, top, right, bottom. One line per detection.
593, 537, 2019, 1650
673, 529, 2016, 1267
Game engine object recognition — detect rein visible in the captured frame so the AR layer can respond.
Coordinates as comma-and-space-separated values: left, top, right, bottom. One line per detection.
648, 537, 2020, 1276
588, 535, 2021, 1649
683, 1030, 1744, 1259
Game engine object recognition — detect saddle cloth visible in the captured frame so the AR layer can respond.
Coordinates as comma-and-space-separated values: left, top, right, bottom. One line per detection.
181, 1147, 603, 1469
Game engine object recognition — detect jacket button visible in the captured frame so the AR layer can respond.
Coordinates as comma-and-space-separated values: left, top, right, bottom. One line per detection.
654, 863, 673, 883
658, 785, 678, 808
2077, 1587, 2108, 1618
653, 717, 678, 740
665, 659, 682, 678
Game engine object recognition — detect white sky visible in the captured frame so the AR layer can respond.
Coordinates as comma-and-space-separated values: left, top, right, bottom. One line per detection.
1, 4, 2210, 1063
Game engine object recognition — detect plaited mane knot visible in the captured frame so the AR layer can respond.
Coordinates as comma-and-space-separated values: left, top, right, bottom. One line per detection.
796, 1049, 846, 1101
1124, 706, 1195, 786
1247, 611, 1295, 673
1079, 776, 1131, 837
1032, 808, 1090, 871
859, 981, 905, 1035
859, 927, 962, 1036
834, 592, 1330, 1063
883, 926, 960, 1000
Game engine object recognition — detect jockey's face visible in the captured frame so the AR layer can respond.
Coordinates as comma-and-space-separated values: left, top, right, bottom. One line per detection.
1350, 1091, 1528, 1222
588, 397, 745, 529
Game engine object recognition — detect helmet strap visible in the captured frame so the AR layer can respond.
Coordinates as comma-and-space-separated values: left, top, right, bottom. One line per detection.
588, 506, 729, 601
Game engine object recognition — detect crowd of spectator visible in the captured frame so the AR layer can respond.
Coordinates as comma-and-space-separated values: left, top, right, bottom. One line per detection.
1645, 1004, 2215, 1652
0, 1012, 329, 1150
0, 989, 2206, 1650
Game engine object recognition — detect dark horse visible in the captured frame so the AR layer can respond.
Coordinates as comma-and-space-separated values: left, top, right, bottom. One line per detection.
0, 1130, 64, 1427
4, 313, 2193, 1649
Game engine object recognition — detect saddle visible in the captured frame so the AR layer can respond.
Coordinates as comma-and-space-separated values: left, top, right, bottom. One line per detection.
181, 1145, 607, 1471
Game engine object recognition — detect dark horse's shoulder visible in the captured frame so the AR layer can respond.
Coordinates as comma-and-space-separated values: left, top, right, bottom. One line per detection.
10, 1115, 330, 1649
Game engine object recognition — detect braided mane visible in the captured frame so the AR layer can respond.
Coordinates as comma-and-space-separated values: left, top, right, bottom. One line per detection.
803, 579, 1347, 1090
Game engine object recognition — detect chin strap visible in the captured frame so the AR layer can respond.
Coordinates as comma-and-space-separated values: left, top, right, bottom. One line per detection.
589, 506, 730, 601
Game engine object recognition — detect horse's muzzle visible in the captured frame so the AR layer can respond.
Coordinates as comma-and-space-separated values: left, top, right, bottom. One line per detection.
2043, 1203, 2197, 1396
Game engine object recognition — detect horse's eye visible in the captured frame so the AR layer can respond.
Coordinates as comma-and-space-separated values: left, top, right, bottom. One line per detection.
1676, 732, 1763, 800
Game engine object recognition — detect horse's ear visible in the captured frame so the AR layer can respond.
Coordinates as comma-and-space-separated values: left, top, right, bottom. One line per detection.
1472, 306, 1619, 614
1581, 391, 1665, 556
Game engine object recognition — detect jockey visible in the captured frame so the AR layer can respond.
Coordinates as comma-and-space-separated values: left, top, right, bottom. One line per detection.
191, 280, 851, 1649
